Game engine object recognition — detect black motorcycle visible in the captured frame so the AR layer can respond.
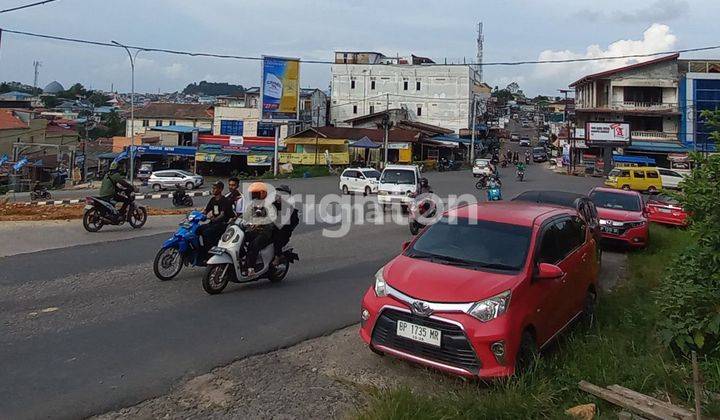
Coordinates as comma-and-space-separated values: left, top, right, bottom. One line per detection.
517, 170, 525, 182
30, 188, 52, 201
475, 174, 489, 190
409, 196, 437, 235
172, 184, 194, 207
83, 189, 147, 232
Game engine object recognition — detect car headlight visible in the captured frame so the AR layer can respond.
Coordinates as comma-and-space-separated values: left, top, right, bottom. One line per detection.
466, 291, 511, 322
378, 190, 389, 195
626, 220, 646, 228
374, 268, 387, 297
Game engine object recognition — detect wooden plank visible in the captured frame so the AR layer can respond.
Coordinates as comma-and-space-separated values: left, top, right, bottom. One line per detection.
607, 385, 694, 419
578, 381, 681, 420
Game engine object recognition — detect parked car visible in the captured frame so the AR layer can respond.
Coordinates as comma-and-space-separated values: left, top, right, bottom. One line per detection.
137, 162, 155, 183
511, 190, 601, 262
519, 137, 531, 147
589, 187, 648, 248
531, 147, 547, 162
604, 166, 661, 193
645, 193, 689, 227
339, 167, 381, 195
148, 170, 204, 191
521, 120, 530, 128
360, 202, 599, 379
377, 164, 422, 206
472, 159, 493, 177
657, 168, 686, 190
510, 133, 520, 142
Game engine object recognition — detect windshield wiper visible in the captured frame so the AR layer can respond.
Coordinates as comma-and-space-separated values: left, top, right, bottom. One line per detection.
430, 255, 476, 267
475, 262, 517, 271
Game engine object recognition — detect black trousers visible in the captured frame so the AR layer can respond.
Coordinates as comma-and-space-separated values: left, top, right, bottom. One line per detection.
197, 222, 225, 255
245, 228, 272, 269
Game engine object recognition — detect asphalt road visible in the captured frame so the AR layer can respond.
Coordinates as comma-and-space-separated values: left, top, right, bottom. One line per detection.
0, 148, 603, 419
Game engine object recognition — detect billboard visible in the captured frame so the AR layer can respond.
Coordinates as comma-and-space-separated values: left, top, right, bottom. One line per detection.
586, 122, 631, 145
261, 56, 300, 120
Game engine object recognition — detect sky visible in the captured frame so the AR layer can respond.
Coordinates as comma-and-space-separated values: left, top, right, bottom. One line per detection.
0, 0, 718, 97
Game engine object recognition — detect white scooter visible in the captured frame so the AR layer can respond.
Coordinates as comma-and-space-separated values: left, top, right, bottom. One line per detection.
202, 221, 299, 295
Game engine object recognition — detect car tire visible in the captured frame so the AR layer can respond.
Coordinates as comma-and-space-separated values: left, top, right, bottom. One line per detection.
342, 185, 349, 195
364, 186, 371, 196
185, 182, 195, 190
515, 330, 538, 376
621, 185, 631, 191
582, 288, 598, 327
152, 183, 162, 192
647, 186, 658, 194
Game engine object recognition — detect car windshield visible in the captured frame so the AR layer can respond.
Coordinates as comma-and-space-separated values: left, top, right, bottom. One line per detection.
362, 170, 381, 179
406, 218, 531, 271
590, 191, 641, 211
608, 169, 623, 177
533, 147, 545, 153
381, 169, 415, 184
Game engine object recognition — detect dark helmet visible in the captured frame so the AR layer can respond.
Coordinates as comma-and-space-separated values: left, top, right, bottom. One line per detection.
420, 178, 429, 188
276, 184, 291, 195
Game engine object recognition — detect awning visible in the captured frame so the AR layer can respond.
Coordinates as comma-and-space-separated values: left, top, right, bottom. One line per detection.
613, 155, 656, 165
131, 145, 197, 157
349, 136, 381, 149
285, 138, 346, 145
625, 141, 689, 154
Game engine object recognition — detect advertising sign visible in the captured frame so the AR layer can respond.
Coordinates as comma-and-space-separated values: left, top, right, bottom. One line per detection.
586, 122, 631, 145
247, 153, 273, 166
261, 56, 300, 120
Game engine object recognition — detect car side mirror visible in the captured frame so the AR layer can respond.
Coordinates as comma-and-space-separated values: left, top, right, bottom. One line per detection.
535, 263, 564, 280
402, 241, 410, 251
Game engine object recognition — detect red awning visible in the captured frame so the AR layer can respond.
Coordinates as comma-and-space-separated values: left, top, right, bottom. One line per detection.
198, 134, 275, 148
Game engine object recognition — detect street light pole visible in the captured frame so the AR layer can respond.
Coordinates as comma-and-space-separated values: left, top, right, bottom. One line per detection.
558, 89, 572, 174
470, 94, 477, 163
112, 40, 141, 184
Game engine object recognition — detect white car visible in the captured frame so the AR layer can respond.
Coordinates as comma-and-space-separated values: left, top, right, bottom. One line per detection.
377, 164, 422, 206
339, 167, 381, 195
658, 168, 686, 189
472, 159, 492, 177
148, 170, 204, 191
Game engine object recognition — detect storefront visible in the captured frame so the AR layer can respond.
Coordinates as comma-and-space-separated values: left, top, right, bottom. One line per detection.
195, 135, 278, 175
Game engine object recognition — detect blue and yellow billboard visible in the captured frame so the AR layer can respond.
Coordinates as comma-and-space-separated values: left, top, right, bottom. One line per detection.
261, 56, 300, 120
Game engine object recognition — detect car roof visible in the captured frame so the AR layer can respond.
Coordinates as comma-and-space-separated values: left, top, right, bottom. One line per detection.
345, 167, 377, 171
590, 187, 641, 197
447, 202, 572, 227
383, 165, 418, 170
511, 190, 586, 208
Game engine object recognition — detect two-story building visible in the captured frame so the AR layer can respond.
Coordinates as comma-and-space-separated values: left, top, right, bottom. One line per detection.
571, 53, 685, 165
126, 103, 214, 138
330, 51, 488, 134
679, 59, 720, 153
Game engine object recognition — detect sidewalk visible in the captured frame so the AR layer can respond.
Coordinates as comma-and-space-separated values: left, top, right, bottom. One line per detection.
0, 215, 184, 257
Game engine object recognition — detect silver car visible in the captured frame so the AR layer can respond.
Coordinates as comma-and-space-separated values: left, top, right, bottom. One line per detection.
148, 170, 204, 191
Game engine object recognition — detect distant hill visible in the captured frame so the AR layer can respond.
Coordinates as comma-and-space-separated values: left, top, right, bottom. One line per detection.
0, 81, 41, 95
182, 81, 244, 96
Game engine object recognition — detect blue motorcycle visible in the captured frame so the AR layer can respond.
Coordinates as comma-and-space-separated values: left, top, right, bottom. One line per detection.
153, 210, 207, 281
487, 184, 502, 201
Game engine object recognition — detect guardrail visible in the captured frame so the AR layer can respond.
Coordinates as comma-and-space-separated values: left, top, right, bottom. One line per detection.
630, 131, 679, 142
20, 190, 210, 206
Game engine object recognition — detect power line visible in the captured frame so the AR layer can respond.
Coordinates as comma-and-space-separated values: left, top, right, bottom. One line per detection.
0, 0, 60, 14
2, 27, 720, 67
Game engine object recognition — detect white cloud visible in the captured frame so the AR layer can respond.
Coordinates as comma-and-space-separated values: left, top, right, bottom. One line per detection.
577, 0, 689, 23
533, 23, 678, 86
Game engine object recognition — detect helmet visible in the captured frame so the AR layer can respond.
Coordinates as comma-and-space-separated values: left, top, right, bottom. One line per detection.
420, 178, 429, 188
109, 161, 119, 171
276, 184, 291, 195
248, 182, 268, 200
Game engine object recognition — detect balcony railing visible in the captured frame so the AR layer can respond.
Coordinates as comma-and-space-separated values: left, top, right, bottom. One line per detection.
576, 101, 679, 112
630, 131, 678, 142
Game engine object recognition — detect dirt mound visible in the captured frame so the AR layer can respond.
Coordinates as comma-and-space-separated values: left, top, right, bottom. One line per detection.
0, 203, 189, 222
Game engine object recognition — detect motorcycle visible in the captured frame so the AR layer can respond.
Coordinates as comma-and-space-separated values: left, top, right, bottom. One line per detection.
172, 184, 194, 207
517, 170, 525, 182
82, 190, 147, 232
408, 195, 437, 235
525, 155, 531, 165
500, 159, 508, 168
438, 159, 462, 172
202, 221, 299, 295
475, 174, 489, 190
30, 188, 52, 201
487, 184, 502, 201
153, 210, 207, 281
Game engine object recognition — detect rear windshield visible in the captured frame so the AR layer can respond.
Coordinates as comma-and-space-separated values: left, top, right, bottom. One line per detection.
361, 170, 381, 179
533, 147, 545, 153
407, 218, 532, 272
474, 160, 488, 167
590, 191, 641, 212
381, 169, 416, 185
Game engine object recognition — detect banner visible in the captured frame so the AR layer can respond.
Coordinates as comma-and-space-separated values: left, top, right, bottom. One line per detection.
261, 56, 300, 120
247, 153, 273, 166
586, 122, 631, 145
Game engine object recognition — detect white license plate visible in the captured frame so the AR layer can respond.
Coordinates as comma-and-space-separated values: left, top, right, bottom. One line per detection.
84, 205, 93, 210
396, 320, 441, 347
209, 246, 225, 255
658, 208, 672, 213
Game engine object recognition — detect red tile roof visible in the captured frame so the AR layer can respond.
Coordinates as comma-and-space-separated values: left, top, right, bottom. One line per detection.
569, 53, 679, 87
0, 110, 28, 130
288, 126, 420, 142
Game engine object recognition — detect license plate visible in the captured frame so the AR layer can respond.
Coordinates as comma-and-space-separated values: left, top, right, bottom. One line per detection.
84, 205, 93, 210
396, 320, 441, 347
209, 246, 225, 255
658, 208, 672, 213
601, 226, 620, 234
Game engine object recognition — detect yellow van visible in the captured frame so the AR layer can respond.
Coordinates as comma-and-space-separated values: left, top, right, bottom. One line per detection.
604, 166, 662, 192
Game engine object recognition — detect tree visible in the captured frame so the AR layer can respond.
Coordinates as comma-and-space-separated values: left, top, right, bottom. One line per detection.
506, 82, 520, 94
88, 91, 111, 107
492, 88, 514, 104
41, 95, 60, 108
58, 83, 88, 99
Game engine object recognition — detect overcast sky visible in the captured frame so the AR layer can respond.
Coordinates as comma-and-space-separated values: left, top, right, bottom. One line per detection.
0, 0, 718, 97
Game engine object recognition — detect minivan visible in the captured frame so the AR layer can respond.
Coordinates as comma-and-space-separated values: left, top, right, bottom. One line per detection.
604, 166, 662, 193
377, 164, 421, 206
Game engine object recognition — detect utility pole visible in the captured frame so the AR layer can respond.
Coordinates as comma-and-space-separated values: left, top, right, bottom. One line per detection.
558, 89, 572, 174
32, 61, 42, 90
470, 95, 477, 163
383, 93, 389, 167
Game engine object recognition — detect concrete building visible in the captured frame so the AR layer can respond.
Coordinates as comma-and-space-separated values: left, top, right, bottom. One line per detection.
679, 59, 720, 153
299, 88, 328, 127
126, 103, 214, 137
571, 54, 684, 163
330, 51, 487, 134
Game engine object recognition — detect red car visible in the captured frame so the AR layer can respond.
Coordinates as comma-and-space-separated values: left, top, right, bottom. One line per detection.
645, 194, 689, 226
360, 202, 599, 379
589, 187, 649, 249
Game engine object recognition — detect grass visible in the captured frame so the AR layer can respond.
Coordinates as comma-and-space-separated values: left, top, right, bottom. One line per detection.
260, 165, 333, 179
356, 226, 719, 419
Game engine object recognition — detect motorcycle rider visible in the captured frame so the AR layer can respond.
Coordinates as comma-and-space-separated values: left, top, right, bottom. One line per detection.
272, 185, 300, 265
242, 182, 275, 276
198, 181, 234, 259
516, 161, 526, 180
98, 160, 135, 217
226, 176, 244, 216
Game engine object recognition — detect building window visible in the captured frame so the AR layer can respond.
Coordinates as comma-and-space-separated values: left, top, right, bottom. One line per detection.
351, 79, 356, 89
257, 122, 276, 137
369, 105, 375, 114
142, 120, 149, 127
416, 81, 421, 90
371, 80, 376, 90
353, 105, 358, 114
220, 120, 244, 136
155, 120, 163, 127
417, 107, 422, 116
403, 80, 409, 90
169, 120, 177, 126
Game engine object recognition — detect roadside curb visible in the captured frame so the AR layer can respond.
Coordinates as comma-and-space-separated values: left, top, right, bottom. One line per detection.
22, 190, 210, 206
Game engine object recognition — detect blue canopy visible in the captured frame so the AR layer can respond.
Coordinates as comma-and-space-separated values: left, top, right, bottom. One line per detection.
612, 154, 656, 165
350, 136, 381, 149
